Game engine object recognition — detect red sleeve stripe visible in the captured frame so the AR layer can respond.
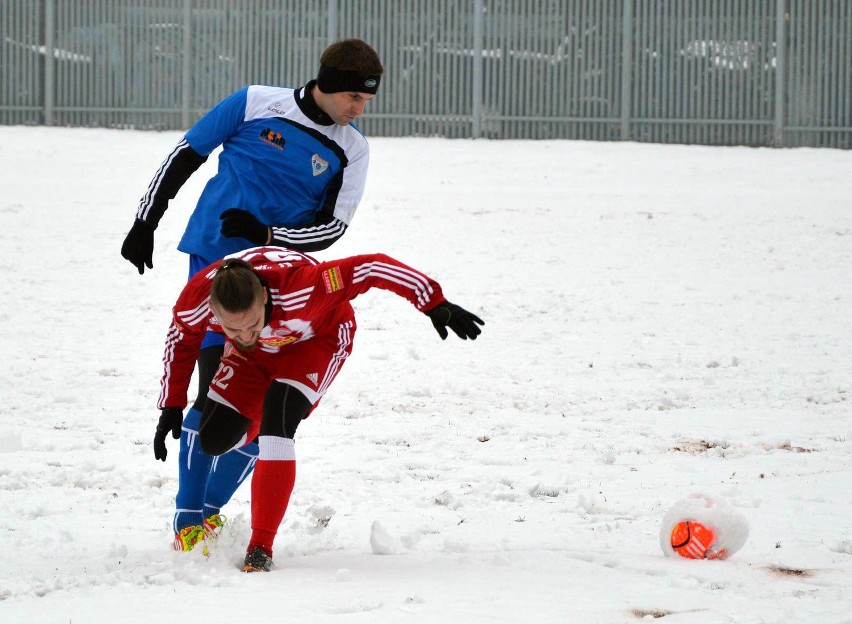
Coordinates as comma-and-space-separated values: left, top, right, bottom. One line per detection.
158, 324, 183, 407
352, 261, 435, 308
176, 301, 211, 327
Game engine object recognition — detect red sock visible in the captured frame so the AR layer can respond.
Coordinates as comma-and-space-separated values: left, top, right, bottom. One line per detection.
248, 458, 296, 557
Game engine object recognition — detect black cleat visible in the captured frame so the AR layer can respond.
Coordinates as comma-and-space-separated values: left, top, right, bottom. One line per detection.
243, 546, 272, 573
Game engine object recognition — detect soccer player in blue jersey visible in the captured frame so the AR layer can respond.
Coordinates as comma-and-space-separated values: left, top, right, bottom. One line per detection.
120, 38, 384, 553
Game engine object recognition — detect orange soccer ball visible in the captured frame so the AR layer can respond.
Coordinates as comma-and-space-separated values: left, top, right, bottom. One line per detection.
670, 521, 727, 560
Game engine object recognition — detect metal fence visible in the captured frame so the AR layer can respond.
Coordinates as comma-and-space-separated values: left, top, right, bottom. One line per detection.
1, 0, 850, 147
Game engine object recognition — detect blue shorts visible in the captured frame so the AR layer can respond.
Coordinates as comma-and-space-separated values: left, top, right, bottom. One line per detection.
189, 254, 226, 350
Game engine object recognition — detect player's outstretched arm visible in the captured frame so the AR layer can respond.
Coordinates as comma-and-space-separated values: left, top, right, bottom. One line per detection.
425, 301, 484, 340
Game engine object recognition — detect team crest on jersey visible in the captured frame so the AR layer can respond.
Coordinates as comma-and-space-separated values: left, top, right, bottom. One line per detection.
311, 154, 329, 176
322, 266, 344, 293
259, 128, 285, 150
223, 342, 247, 361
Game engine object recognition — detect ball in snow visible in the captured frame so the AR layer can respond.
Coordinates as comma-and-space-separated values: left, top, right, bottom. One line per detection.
660, 493, 749, 560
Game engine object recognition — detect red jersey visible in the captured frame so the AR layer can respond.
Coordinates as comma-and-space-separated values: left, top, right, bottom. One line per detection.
158, 246, 446, 409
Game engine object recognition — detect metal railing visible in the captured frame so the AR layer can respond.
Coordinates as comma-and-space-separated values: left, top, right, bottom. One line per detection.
1, 0, 850, 147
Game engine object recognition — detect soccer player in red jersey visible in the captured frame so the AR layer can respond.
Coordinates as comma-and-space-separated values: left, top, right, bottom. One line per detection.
154, 246, 483, 571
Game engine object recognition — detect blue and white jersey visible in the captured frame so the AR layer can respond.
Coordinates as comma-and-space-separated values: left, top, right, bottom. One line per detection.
172, 85, 369, 260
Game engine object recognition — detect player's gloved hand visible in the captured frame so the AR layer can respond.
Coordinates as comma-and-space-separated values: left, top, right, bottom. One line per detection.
121, 219, 155, 274
153, 407, 183, 462
425, 301, 484, 340
220, 208, 270, 245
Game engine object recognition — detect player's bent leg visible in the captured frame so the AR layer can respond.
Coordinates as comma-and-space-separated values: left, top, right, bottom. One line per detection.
242, 383, 312, 571
193, 341, 234, 534
173, 407, 214, 551
198, 397, 253, 456
174, 408, 211, 529
203, 440, 259, 527
245, 436, 296, 572
172, 279, 225, 552
205, 380, 313, 537
197, 399, 253, 544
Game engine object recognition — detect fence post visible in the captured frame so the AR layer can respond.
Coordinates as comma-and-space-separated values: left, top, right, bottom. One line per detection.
43, 0, 54, 126
773, 0, 786, 147
620, 0, 632, 141
471, 0, 484, 138
328, 0, 338, 43
181, 0, 192, 129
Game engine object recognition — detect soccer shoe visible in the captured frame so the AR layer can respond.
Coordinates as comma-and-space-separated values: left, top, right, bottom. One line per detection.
203, 514, 227, 540
174, 525, 208, 555
242, 546, 273, 573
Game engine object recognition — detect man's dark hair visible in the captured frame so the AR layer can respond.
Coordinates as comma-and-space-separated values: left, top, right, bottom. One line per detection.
320, 39, 383, 75
210, 258, 264, 313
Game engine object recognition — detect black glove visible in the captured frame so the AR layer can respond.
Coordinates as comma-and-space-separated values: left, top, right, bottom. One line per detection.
220, 208, 269, 245
425, 301, 484, 340
121, 219, 155, 275
153, 407, 183, 462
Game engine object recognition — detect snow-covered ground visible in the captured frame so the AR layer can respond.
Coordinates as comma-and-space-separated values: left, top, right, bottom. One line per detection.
0, 127, 850, 623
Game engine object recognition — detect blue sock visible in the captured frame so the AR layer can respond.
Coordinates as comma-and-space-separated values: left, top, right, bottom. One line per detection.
173, 407, 213, 532
204, 440, 259, 515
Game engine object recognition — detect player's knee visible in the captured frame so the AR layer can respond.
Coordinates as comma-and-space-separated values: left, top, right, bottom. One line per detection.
198, 400, 251, 456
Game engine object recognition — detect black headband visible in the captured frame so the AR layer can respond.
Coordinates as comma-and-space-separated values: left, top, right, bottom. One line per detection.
316, 65, 381, 95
